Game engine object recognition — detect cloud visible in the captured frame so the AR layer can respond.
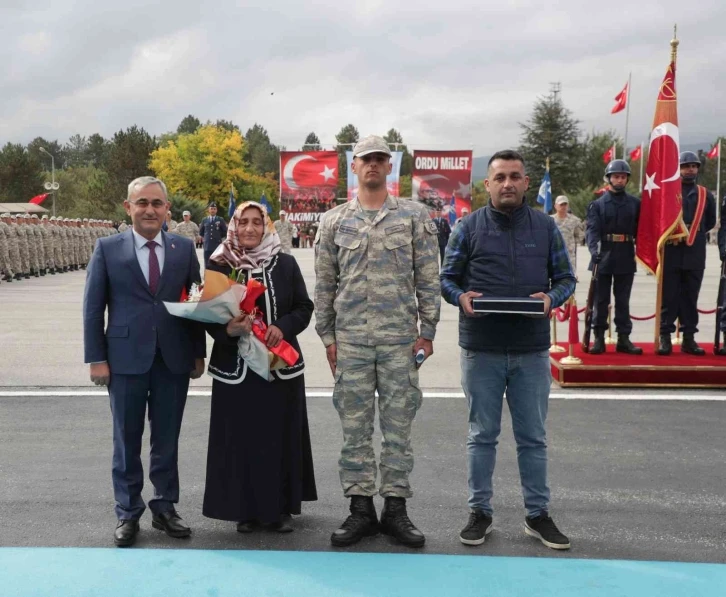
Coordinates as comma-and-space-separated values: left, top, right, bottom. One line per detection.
1, 0, 725, 154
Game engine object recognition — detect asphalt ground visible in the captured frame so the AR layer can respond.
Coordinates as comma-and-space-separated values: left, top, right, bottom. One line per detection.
1, 245, 725, 595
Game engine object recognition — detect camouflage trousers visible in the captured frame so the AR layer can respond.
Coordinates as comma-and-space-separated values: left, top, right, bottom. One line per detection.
333, 341, 422, 498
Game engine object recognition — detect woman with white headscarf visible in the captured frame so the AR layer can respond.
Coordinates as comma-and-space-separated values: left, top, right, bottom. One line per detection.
203, 202, 317, 533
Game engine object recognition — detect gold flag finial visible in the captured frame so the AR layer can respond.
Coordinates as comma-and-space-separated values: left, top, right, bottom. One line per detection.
670, 24, 679, 63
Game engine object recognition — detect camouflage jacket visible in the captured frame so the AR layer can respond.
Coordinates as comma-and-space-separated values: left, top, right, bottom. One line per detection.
314, 195, 440, 347
551, 213, 584, 266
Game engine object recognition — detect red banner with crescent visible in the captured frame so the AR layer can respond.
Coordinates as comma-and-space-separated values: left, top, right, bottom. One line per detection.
636, 60, 687, 276
412, 150, 472, 218
279, 151, 338, 224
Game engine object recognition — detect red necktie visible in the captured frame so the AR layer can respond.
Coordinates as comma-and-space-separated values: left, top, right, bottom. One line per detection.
146, 241, 160, 294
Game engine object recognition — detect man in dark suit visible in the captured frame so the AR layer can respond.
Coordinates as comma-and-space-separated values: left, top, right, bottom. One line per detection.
199, 201, 227, 266
83, 176, 206, 547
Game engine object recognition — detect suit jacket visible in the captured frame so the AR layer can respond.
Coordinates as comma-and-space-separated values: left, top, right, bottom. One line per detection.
199, 216, 228, 251
83, 228, 206, 375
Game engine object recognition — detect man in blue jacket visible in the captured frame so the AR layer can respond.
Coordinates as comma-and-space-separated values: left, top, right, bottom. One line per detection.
199, 201, 228, 266
441, 150, 575, 550
83, 176, 206, 547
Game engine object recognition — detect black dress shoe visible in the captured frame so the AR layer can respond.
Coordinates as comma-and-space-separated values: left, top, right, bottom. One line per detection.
681, 334, 705, 356
114, 519, 140, 547
656, 334, 672, 356
265, 514, 293, 533
236, 520, 259, 533
152, 510, 191, 538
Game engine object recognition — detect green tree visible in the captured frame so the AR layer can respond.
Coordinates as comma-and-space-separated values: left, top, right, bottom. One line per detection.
215, 119, 240, 133
519, 88, 582, 201
303, 132, 321, 151
26, 137, 63, 171
167, 192, 206, 222
244, 124, 280, 178
335, 124, 359, 196
699, 137, 725, 198
177, 114, 201, 135
48, 166, 114, 219
86, 134, 110, 168
472, 180, 488, 212
399, 174, 412, 198
63, 134, 89, 168
0, 143, 44, 202
383, 128, 413, 177
106, 125, 158, 203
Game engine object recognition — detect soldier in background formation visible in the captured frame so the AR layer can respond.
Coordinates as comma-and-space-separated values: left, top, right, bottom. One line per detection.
551, 195, 585, 273
0, 215, 118, 285
174, 210, 200, 244
274, 209, 294, 254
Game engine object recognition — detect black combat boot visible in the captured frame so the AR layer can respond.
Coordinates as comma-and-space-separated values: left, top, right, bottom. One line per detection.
330, 496, 379, 547
616, 334, 642, 355
50, 268, 56, 275
379, 497, 425, 548
34, 269, 40, 277
589, 329, 606, 354
656, 334, 672, 356
715, 333, 726, 356
40, 268, 46, 276
14, 273, 22, 281
24, 272, 30, 279
681, 334, 705, 356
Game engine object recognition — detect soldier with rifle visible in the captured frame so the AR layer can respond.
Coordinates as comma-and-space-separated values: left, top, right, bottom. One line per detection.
716, 189, 726, 355
585, 160, 642, 355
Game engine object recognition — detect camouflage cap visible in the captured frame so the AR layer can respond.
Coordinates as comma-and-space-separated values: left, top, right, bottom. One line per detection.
1, 213, 10, 218
41, 215, 49, 220
82, 218, 88, 222
31, 214, 39, 219
23, 213, 31, 218
182, 210, 191, 216
352, 135, 392, 158
555, 195, 569, 205
10, 214, 17, 219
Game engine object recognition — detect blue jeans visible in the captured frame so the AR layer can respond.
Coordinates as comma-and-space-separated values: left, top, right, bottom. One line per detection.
460, 349, 551, 517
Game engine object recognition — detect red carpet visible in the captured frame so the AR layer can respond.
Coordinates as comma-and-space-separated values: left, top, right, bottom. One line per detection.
550, 342, 726, 388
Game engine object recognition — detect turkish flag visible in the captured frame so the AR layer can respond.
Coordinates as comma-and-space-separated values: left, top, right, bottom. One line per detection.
602, 146, 615, 164
28, 193, 49, 205
706, 143, 720, 160
595, 185, 610, 196
629, 146, 642, 162
280, 151, 338, 193
611, 82, 628, 114
636, 60, 685, 276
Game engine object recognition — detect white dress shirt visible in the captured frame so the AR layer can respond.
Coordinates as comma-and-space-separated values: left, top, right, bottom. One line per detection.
131, 228, 165, 284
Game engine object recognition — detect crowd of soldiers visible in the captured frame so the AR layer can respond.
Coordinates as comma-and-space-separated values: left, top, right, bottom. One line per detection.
0, 214, 118, 283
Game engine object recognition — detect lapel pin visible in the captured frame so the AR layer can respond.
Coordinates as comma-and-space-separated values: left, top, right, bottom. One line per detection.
171, 243, 175, 249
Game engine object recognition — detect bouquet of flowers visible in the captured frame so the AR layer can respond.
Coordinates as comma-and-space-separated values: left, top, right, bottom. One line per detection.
164, 270, 299, 381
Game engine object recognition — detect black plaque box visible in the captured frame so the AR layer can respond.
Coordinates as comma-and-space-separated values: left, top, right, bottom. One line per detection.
471, 297, 546, 316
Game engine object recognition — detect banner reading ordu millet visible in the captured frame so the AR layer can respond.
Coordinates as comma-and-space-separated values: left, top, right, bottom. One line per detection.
279, 151, 339, 224
412, 150, 473, 216
346, 151, 403, 200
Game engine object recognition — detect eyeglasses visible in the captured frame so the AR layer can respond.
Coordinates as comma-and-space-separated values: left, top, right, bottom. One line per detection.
128, 199, 167, 209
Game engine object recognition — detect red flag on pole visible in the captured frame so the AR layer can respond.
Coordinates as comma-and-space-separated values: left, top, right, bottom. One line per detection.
629, 146, 642, 162
28, 193, 49, 205
635, 59, 685, 276
611, 82, 628, 114
602, 146, 615, 164
707, 144, 720, 160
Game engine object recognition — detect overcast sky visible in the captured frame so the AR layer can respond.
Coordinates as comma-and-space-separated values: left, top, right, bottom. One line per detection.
1, 0, 724, 156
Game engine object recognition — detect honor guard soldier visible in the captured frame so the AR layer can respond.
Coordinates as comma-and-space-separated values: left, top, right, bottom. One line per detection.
657, 152, 717, 356
586, 159, 642, 355
432, 207, 452, 265
199, 201, 228, 265
717, 187, 726, 355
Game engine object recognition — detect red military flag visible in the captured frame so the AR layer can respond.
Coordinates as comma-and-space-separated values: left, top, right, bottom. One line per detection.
707, 143, 720, 160
611, 82, 629, 114
636, 57, 685, 276
602, 146, 615, 164
629, 146, 642, 162
28, 193, 50, 205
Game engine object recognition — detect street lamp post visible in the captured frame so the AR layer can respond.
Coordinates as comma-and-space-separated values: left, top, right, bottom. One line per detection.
38, 147, 59, 217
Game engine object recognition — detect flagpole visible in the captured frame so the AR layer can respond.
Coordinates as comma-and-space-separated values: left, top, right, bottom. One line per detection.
639, 141, 645, 195
717, 139, 722, 223
623, 72, 632, 159
654, 25, 680, 347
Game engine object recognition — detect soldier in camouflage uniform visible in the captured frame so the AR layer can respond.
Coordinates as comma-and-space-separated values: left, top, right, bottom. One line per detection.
314, 135, 440, 548
551, 196, 584, 272
29, 215, 45, 275
50, 217, 64, 272
4, 214, 22, 280
40, 216, 55, 273
20, 215, 38, 276
174, 211, 200, 243
14, 214, 30, 278
0, 213, 14, 282
274, 210, 294, 254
